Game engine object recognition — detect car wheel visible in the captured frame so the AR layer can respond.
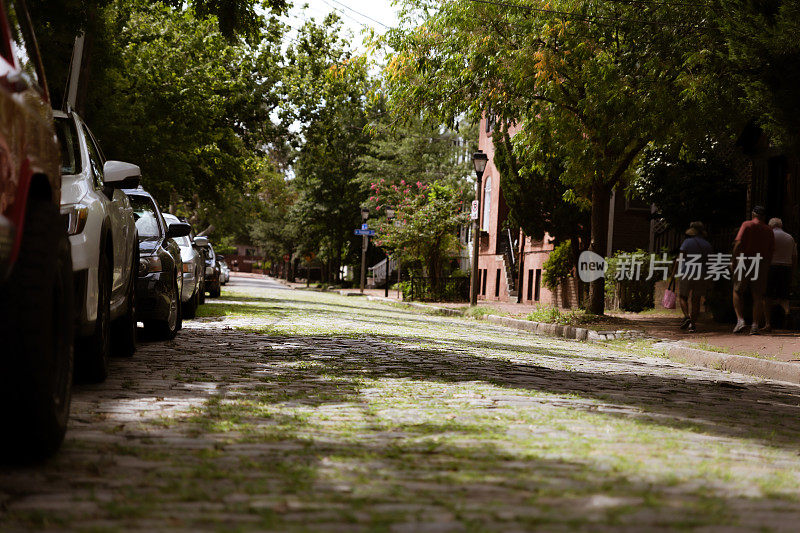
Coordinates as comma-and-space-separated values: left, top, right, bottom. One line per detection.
76, 249, 111, 383
111, 249, 137, 358
183, 285, 199, 319
0, 199, 74, 461
210, 280, 221, 298
146, 275, 179, 340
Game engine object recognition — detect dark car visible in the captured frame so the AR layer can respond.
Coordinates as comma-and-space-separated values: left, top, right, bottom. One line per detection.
204, 242, 221, 298
0, 0, 73, 459
124, 188, 190, 339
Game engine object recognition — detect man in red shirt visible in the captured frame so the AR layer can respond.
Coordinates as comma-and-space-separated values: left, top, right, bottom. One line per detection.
732, 206, 775, 334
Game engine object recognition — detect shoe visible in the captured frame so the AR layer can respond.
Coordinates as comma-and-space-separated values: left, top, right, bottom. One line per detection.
760, 325, 773, 333
687, 321, 696, 333
733, 321, 747, 334
750, 325, 759, 335
680, 317, 691, 330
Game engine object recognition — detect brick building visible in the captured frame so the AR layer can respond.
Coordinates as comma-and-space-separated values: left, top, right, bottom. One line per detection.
475, 117, 651, 306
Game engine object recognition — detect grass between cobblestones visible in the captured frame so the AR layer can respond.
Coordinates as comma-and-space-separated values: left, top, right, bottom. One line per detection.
3, 286, 800, 531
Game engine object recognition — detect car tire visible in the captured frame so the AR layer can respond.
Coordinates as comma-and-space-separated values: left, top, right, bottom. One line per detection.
111, 249, 137, 358
209, 280, 221, 298
145, 275, 179, 340
0, 199, 74, 461
76, 248, 111, 383
183, 286, 199, 319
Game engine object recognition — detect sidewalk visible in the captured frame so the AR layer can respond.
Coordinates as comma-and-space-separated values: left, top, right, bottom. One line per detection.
440, 301, 800, 363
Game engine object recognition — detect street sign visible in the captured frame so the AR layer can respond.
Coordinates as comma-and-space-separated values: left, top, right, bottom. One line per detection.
354, 229, 376, 236
470, 200, 480, 220
361, 223, 369, 230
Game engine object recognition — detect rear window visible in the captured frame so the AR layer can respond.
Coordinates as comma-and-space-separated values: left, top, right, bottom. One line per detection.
128, 195, 162, 240
55, 117, 80, 176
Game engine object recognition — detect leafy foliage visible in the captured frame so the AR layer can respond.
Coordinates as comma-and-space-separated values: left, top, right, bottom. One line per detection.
542, 241, 574, 292
368, 180, 468, 281
633, 141, 746, 234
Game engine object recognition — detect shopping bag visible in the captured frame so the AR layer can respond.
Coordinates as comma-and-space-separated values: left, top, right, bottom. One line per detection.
662, 278, 676, 309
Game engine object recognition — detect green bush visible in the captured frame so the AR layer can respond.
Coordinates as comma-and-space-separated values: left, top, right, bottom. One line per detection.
542, 240, 573, 291
605, 249, 660, 312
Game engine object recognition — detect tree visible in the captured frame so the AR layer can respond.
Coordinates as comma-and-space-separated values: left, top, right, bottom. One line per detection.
492, 124, 589, 280
384, 0, 718, 314
716, 0, 800, 143
369, 180, 468, 286
633, 140, 746, 236
284, 15, 375, 282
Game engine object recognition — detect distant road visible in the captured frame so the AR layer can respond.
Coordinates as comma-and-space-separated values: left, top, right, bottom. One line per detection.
227, 273, 289, 291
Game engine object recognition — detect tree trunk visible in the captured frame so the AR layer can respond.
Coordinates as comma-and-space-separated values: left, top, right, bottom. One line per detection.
570, 236, 583, 307
516, 230, 525, 303
588, 182, 612, 315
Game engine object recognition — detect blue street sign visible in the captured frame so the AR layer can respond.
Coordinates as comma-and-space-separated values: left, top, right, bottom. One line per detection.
354, 229, 376, 236
361, 223, 369, 230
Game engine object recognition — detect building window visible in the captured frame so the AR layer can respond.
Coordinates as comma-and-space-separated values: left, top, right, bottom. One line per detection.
482, 176, 492, 231
482, 268, 488, 295
495, 269, 501, 297
534, 269, 542, 301
527, 270, 534, 301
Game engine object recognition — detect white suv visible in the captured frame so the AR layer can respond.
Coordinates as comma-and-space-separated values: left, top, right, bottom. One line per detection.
55, 110, 140, 383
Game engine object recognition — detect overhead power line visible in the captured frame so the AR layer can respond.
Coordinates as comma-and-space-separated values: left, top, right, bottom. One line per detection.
466, 0, 709, 30
324, 0, 391, 29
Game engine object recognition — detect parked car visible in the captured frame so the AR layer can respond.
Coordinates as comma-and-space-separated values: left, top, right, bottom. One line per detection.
204, 242, 221, 298
164, 213, 202, 318
0, 0, 74, 459
55, 110, 140, 381
192, 234, 209, 305
124, 188, 190, 339
219, 259, 230, 285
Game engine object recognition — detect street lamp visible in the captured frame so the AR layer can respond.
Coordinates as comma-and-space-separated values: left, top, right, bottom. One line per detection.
470, 150, 488, 306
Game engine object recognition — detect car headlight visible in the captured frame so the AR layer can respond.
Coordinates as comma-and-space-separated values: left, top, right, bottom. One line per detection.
62, 204, 88, 235
139, 255, 162, 276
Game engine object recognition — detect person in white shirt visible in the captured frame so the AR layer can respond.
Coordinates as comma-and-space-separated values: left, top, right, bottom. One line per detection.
765, 218, 797, 331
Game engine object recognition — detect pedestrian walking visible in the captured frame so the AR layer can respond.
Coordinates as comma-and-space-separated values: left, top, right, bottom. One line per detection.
732, 206, 774, 334
677, 221, 712, 332
764, 218, 796, 331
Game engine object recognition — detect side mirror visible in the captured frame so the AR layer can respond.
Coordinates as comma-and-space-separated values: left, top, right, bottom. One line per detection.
103, 161, 141, 189
167, 222, 191, 238
193, 236, 209, 248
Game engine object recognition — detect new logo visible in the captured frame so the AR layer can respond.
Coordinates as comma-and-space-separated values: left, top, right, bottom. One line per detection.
578, 250, 607, 283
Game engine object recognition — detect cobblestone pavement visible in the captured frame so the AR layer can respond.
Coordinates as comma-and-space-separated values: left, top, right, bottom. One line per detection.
3, 285, 800, 531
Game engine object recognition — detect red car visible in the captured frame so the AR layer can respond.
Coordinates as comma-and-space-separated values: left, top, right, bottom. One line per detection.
0, 0, 73, 459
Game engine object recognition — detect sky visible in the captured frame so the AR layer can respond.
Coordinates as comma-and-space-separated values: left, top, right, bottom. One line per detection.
286, 0, 400, 51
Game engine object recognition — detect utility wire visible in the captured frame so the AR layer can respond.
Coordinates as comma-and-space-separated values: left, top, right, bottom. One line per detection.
466, 0, 709, 29
325, 0, 391, 29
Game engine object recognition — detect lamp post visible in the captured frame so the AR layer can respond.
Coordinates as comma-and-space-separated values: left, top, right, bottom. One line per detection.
470, 150, 488, 306
360, 207, 370, 293
384, 209, 395, 298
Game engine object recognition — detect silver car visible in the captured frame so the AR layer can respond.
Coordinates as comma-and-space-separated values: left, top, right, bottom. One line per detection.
219, 260, 230, 285
164, 214, 202, 318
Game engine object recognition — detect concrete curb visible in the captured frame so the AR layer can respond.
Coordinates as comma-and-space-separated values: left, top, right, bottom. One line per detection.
653, 342, 800, 384
364, 296, 800, 385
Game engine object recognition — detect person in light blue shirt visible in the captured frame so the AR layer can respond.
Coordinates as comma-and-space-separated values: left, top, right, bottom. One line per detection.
678, 221, 713, 332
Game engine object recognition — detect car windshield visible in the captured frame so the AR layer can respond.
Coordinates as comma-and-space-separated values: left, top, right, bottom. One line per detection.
128, 195, 162, 240
175, 236, 191, 247
55, 117, 80, 176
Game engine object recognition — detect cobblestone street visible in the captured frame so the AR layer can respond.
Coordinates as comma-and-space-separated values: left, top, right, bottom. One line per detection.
3, 279, 800, 531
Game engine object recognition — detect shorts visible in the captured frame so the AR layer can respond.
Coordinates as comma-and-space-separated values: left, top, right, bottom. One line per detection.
766, 265, 792, 300
678, 278, 710, 299
733, 267, 769, 297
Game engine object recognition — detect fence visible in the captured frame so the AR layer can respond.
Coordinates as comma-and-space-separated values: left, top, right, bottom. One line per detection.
410, 276, 470, 302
